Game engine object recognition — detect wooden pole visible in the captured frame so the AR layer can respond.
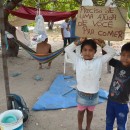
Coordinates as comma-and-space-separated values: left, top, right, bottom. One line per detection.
0, 0, 12, 109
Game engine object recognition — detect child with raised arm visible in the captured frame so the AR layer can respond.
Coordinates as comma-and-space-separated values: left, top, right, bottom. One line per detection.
65, 38, 116, 130
106, 42, 130, 130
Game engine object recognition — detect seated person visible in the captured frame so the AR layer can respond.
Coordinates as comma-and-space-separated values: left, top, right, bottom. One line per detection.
36, 34, 52, 69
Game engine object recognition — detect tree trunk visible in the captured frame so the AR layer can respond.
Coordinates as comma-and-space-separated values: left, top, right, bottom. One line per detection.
4, 0, 23, 57
5, 21, 19, 57
48, 21, 54, 30
0, 0, 12, 110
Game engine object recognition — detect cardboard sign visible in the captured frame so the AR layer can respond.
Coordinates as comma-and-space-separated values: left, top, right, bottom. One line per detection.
76, 6, 127, 41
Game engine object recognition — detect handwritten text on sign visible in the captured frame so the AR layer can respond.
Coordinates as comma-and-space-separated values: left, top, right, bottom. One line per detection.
76, 6, 127, 41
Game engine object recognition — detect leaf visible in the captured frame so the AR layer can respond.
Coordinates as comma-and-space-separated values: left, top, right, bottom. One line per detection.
128, 4, 130, 19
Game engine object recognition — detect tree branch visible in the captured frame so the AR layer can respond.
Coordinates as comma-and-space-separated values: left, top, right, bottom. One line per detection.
39, 0, 57, 6
4, 0, 23, 20
75, 0, 82, 4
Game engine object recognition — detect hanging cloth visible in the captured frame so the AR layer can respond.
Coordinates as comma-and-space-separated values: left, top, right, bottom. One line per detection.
82, 0, 93, 6
105, 0, 117, 7
33, 15, 47, 35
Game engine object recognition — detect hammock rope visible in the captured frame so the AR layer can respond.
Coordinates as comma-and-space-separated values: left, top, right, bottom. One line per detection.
112, 0, 130, 28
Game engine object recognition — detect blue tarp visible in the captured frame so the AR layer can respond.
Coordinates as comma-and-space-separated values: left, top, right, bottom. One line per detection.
32, 75, 108, 111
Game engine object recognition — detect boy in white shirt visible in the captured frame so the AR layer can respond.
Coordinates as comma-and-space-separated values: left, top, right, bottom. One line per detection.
61, 18, 71, 50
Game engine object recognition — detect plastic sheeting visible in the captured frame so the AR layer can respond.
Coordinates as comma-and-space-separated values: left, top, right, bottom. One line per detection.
32, 75, 108, 111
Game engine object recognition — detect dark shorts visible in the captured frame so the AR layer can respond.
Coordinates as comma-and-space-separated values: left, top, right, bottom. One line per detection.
76, 91, 99, 106
63, 38, 70, 47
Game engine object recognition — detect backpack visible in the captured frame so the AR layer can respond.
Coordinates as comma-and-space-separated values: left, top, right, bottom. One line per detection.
8, 94, 29, 122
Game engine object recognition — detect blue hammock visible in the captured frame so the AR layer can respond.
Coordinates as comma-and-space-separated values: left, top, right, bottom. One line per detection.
12, 38, 64, 63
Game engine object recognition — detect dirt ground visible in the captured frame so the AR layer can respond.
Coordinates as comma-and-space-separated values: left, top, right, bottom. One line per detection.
0, 26, 130, 130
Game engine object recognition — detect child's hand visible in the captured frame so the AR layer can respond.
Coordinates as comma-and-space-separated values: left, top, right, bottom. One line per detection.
74, 37, 86, 46
80, 37, 86, 43
93, 38, 105, 48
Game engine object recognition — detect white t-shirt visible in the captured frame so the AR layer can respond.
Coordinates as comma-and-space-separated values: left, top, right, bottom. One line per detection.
65, 43, 116, 93
61, 22, 70, 38
82, 0, 93, 6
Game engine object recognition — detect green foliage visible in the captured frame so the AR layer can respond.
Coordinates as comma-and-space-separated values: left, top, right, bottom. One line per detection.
28, 22, 35, 27
92, 0, 130, 7
22, 0, 130, 11
128, 2, 130, 19
92, 0, 130, 19
23, 0, 37, 7
114, 0, 130, 8
92, 0, 107, 6
22, 0, 80, 11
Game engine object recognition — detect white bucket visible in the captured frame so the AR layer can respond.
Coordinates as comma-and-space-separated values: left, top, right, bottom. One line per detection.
0, 110, 23, 130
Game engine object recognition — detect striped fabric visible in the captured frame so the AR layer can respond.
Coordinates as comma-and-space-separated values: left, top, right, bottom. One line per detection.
13, 38, 64, 64
28, 48, 64, 64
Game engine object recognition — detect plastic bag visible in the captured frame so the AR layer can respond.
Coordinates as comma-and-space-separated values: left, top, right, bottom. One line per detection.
33, 15, 46, 35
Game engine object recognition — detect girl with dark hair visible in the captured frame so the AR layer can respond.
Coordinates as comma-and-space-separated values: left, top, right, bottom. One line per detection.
65, 38, 116, 130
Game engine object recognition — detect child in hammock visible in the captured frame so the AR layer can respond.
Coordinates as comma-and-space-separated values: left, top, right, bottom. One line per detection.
36, 34, 52, 69
65, 38, 116, 130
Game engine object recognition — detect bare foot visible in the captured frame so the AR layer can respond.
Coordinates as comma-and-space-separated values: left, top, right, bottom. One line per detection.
46, 66, 51, 69
39, 65, 43, 69
86, 127, 91, 130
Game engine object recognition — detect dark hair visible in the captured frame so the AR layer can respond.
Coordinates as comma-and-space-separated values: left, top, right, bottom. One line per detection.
45, 38, 48, 42
81, 39, 97, 52
121, 42, 130, 52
